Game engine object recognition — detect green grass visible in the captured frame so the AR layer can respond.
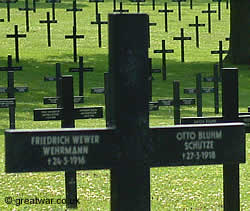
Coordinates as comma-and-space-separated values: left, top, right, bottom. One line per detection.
0, 0, 249, 210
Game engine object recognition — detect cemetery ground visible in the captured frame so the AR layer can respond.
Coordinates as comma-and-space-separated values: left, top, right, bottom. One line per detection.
0, 0, 249, 210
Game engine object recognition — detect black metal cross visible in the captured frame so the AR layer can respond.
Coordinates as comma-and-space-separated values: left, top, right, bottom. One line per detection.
4, 14, 246, 211
212, 0, 222, 20
211, 40, 229, 78
6, 25, 27, 63
91, 13, 108, 48
158, 2, 174, 32
69, 56, 94, 96
201, 3, 216, 33
188, 16, 205, 48
34, 76, 103, 209
172, 0, 186, 21
66, 0, 82, 27
40, 12, 57, 47
65, 25, 85, 62
32, 0, 37, 13
89, 0, 104, 20
44, 63, 62, 107
0, 0, 17, 22
157, 81, 195, 125
181, 68, 246, 211
173, 28, 191, 62
190, 0, 193, 9
130, 0, 145, 13
19, 0, 33, 32
46, 0, 61, 21
113, 2, 129, 13
184, 73, 215, 117
153, 40, 174, 80
0, 55, 28, 129
203, 63, 220, 114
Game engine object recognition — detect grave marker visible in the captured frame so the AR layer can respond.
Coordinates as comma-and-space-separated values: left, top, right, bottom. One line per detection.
0, 98, 15, 129
211, 40, 229, 78
190, 0, 192, 9
130, 0, 145, 13
0, 55, 28, 129
66, 0, 82, 27
91, 13, 108, 48
44, 63, 61, 108
6, 25, 27, 63
151, 0, 155, 10
89, 0, 104, 19
158, 2, 174, 32
201, 3, 216, 33
40, 12, 57, 47
148, 58, 161, 102
153, 40, 174, 80
44, 64, 84, 106
65, 25, 84, 62
19, 0, 33, 32
35, 76, 103, 208
212, 0, 222, 20
188, 16, 205, 48
113, 2, 129, 13
181, 68, 246, 210
0, 0, 16, 22
158, 81, 195, 125
5, 14, 246, 211
184, 73, 215, 117
203, 63, 220, 114
46, 0, 61, 20
69, 56, 94, 96
173, 28, 191, 62
32, 0, 37, 13
172, 0, 186, 21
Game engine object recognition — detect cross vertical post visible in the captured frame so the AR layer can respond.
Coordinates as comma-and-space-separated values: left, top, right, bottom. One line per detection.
46, 0, 61, 21
202, 3, 216, 33
196, 73, 202, 117
158, 2, 174, 32
91, 13, 108, 48
60, 76, 77, 209
173, 28, 191, 62
66, 0, 82, 27
153, 40, 174, 80
109, 13, 150, 211
19, 0, 33, 32
6, 25, 27, 63
172, 0, 186, 21
211, 40, 229, 78
222, 68, 240, 211
173, 81, 180, 125
65, 25, 85, 62
213, 0, 222, 20
69, 56, 94, 96
44, 63, 62, 108
188, 16, 205, 48
40, 12, 57, 47
113, 2, 129, 13
0, 0, 17, 22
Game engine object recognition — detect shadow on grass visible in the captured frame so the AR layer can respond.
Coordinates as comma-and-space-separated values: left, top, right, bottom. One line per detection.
0, 52, 249, 131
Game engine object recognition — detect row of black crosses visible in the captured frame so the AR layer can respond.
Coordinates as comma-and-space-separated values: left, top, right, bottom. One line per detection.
1, 0, 230, 64
154, 36, 228, 80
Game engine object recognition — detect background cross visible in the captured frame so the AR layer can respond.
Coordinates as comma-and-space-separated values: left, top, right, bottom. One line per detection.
65, 25, 85, 62
6, 25, 27, 63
